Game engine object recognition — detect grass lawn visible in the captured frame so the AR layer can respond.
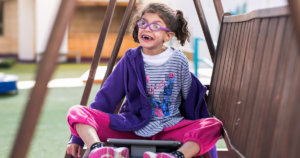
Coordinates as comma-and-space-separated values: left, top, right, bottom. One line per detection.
0, 63, 100, 158
0, 63, 226, 158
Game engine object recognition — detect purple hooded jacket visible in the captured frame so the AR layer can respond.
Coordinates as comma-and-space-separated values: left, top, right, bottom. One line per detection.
70, 46, 217, 157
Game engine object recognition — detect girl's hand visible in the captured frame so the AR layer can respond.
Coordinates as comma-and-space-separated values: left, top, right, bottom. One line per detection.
67, 143, 83, 158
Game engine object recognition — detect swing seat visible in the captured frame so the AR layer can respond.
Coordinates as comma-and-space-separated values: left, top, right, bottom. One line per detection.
80, 139, 181, 158
81, 139, 212, 158
108, 139, 181, 158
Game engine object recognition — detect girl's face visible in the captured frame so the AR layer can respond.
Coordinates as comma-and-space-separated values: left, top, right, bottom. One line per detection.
138, 13, 174, 55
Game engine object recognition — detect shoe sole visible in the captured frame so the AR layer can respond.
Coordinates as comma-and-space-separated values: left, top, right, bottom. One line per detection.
114, 147, 129, 158
143, 152, 156, 158
89, 147, 114, 158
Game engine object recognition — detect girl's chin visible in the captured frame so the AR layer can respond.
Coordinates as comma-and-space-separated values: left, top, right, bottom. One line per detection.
139, 39, 153, 44
139, 42, 154, 48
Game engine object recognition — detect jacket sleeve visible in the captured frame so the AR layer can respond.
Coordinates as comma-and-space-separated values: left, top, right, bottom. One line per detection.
180, 73, 209, 119
68, 54, 128, 146
69, 135, 84, 147
89, 56, 127, 113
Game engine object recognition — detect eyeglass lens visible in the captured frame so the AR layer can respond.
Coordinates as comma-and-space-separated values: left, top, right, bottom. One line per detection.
137, 20, 165, 31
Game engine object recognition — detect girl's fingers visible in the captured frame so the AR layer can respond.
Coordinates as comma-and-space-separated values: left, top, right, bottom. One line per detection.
67, 144, 82, 157
77, 147, 82, 157
66, 145, 72, 155
72, 145, 78, 157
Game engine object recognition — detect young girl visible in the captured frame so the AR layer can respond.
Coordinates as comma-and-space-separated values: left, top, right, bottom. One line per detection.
67, 3, 222, 158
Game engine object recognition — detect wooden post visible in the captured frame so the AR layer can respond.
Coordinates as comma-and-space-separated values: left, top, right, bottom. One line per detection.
0, 1, 3, 18
193, 0, 216, 62
80, 0, 117, 106
9, 0, 77, 158
101, 0, 136, 87
213, 0, 224, 23
288, 0, 300, 46
65, 1, 117, 156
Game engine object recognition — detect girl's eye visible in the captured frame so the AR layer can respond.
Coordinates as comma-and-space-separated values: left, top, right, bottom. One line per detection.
151, 24, 160, 30
140, 21, 147, 26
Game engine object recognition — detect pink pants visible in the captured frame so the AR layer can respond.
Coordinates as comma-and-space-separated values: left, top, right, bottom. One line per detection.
67, 105, 223, 156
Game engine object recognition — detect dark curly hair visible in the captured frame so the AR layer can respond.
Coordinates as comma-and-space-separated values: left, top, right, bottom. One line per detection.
132, 3, 190, 46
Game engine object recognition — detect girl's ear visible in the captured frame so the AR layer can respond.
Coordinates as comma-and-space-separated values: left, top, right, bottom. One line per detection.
164, 32, 175, 42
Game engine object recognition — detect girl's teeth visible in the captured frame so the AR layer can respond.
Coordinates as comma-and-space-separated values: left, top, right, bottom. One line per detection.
143, 35, 152, 40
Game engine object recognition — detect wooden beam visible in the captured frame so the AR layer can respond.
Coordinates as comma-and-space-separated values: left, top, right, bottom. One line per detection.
0, 1, 3, 15
80, 0, 117, 106
223, 6, 289, 23
288, 0, 300, 47
193, 0, 216, 62
77, 1, 129, 7
9, 0, 77, 158
101, 0, 136, 87
213, 0, 224, 23
65, 1, 117, 157
222, 128, 245, 158
100, 0, 136, 115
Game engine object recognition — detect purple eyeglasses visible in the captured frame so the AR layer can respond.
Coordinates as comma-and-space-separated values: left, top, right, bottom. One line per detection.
137, 20, 171, 32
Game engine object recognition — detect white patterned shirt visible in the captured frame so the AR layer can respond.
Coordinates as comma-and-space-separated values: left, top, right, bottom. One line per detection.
134, 47, 192, 137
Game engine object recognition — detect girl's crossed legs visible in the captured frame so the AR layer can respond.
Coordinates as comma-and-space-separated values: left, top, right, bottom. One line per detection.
67, 105, 222, 158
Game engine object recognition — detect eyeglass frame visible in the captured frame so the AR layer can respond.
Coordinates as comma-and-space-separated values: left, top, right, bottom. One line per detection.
137, 20, 171, 32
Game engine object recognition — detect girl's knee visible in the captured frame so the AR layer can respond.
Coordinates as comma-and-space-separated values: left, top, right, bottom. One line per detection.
204, 118, 223, 126
67, 105, 91, 127
206, 118, 223, 134
197, 118, 223, 132
68, 105, 85, 116
67, 105, 90, 123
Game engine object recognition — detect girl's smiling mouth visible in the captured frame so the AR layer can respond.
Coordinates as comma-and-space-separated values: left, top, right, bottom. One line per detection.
141, 35, 154, 41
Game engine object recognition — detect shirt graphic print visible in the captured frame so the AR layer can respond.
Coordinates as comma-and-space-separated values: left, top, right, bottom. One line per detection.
147, 73, 175, 117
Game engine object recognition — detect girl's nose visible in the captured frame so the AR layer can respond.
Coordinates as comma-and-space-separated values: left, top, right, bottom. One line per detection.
145, 25, 151, 32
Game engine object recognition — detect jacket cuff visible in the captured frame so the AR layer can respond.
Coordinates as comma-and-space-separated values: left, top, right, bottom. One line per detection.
69, 135, 84, 147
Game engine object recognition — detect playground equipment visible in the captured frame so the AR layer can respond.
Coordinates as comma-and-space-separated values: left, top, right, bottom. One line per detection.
8, 0, 300, 158
0, 73, 18, 94
193, 37, 214, 77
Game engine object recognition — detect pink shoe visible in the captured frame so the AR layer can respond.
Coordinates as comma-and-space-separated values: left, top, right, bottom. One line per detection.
143, 151, 176, 158
114, 147, 129, 158
143, 151, 157, 158
156, 153, 176, 158
89, 146, 129, 158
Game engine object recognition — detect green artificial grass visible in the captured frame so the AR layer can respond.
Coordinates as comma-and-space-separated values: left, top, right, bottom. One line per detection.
0, 86, 100, 158
0, 63, 100, 158
0, 63, 226, 158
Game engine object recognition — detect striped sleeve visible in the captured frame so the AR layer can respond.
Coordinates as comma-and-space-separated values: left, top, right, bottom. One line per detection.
180, 53, 192, 100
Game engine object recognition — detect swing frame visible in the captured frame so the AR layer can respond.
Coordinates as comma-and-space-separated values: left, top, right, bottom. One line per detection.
8, 0, 300, 158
